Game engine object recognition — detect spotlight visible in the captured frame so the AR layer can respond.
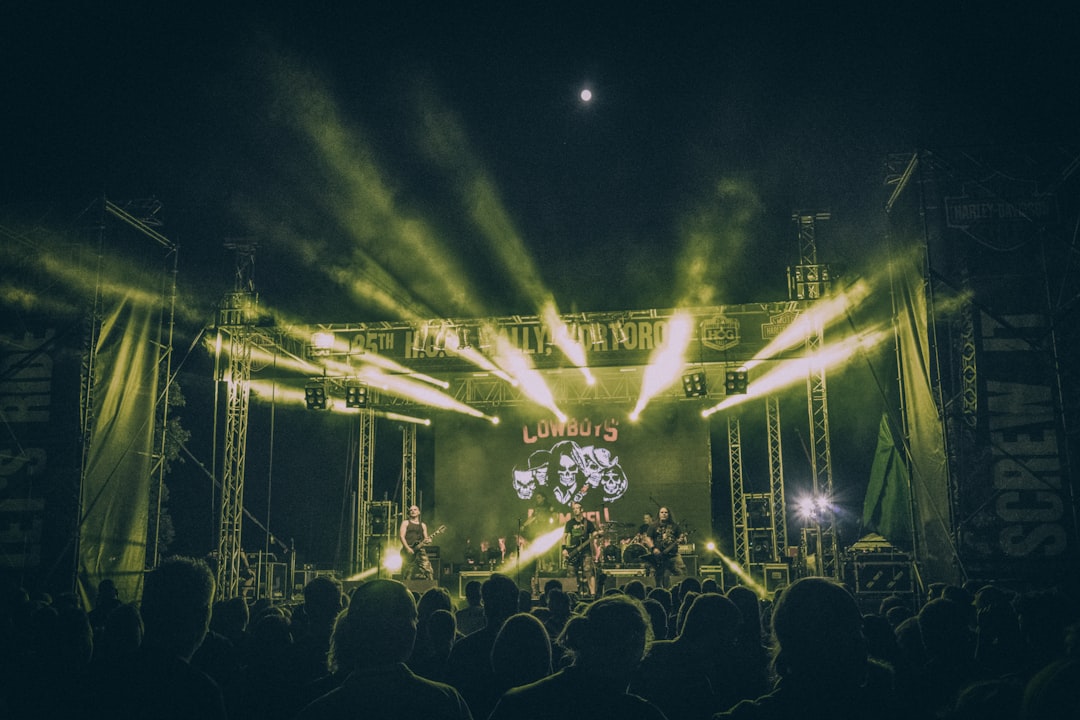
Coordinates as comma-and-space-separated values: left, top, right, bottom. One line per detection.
588, 322, 605, 346
345, 383, 368, 408
682, 371, 708, 398
613, 318, 629, 345
457, 326, 472, 350
309, 332, 336, 358
304, 381, 329, 410
412, 323, 430, 352
432, 322, 450, 352
725, 369, 748, 394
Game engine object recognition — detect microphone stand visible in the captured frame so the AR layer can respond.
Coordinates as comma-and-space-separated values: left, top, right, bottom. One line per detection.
516, 518, 522, 588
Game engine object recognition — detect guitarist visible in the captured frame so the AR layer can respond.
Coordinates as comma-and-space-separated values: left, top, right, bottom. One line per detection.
561, 502, 599, 598
399, 505, 434, 580
646, 507, 686, 589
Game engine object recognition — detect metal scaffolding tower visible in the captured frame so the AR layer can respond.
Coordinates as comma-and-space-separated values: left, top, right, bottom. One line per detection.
793, 212, 840, 578
728, 417, 749, 566
355, 405, 378, 575
215, 243, 257, 600
730, 399, 790, 570
401, 423, 417, 515
765, 396, 790, 562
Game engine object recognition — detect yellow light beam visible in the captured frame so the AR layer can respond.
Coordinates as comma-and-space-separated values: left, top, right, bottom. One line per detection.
702, 325, 891, 417
494, 527, 566, 576
489, 332, 566, 421
630, 312, 695, 420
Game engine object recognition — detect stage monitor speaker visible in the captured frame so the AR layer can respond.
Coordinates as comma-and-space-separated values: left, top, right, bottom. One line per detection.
854, 559, 914, 594
602, 569, 652, 593
679, 555, 698, 577
458, 570, 493, 598
743, 563, 790, 596
699, 564, 725, 590
763, 563, 790, 594
534, 576, 577, 598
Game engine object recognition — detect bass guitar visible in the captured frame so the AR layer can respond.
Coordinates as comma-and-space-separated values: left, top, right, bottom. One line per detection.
565, 528, 602, 565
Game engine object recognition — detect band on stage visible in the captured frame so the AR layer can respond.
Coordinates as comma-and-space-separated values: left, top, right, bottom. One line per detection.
401, 499, 689, 595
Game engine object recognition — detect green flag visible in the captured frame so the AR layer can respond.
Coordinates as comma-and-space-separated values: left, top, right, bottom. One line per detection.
862, 414, 913, 550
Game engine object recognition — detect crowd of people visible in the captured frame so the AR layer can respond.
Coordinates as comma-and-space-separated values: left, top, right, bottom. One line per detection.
2, 557, 1077, 719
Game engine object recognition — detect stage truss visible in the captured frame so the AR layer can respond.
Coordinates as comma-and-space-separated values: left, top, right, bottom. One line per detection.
212, 215, 845, 588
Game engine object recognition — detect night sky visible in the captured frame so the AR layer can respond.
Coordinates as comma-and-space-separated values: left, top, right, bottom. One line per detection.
7, 2, 1077, 316
4, 2, 1079, 562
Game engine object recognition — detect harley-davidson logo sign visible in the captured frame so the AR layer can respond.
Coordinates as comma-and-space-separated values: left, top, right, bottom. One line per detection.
701, 316, 740, 352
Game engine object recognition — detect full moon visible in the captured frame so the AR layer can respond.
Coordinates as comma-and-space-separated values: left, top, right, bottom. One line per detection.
580, 88, 592, 102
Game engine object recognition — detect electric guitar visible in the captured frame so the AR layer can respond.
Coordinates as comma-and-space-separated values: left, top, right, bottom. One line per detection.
646, 530, 689, 567
402, 524, 446, 557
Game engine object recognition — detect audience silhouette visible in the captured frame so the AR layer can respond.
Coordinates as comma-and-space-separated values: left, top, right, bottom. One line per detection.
490, 611, 553, 696
715, 576, 901, 720
95, 555, 228, 720
5, 556, 1078, 720
445, 572, 520, 719
455, 579, 486, 636
632, 592, 742, 720
490, 593, 666, 719
294, 578, 471, 719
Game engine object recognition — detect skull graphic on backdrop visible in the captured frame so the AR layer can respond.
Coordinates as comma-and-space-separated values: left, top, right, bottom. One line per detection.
512, 440, 628, 506
512, 448, 551, 499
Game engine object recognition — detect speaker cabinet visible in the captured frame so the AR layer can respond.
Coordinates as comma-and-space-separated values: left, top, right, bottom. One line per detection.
853, 559, 913, 594
762, 563, 790, 593
602, 568, 653, 592
458, 570, 493, 598
743, 563, 790, 596
533, 576, 577, 598
699, 564, 725, 590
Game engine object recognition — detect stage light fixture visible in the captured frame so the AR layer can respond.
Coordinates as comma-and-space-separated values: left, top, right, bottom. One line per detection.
345, 383, 369, 408
613, 318, 629, 345
457, 326, 472, 350
304, 381, 329, 410
588, 322, 605, 346
682, 371, 708, 398
413, 323, 433, 353
308, 331, 336, 358
725, 369, 748, 394
432, 322, 450, 352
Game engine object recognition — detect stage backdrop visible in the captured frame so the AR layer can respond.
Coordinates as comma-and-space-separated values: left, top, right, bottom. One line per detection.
432, 402, 712, 567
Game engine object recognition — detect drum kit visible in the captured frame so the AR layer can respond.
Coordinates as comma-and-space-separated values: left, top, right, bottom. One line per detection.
596, 521, 652, 568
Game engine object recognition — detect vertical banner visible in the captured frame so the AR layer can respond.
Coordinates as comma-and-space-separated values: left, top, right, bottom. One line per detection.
923, 148, 1077, 582
78, 298, 159, 600
0, 323, 83, 594
433, 403, 711, 567
895, 248, 956, 583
